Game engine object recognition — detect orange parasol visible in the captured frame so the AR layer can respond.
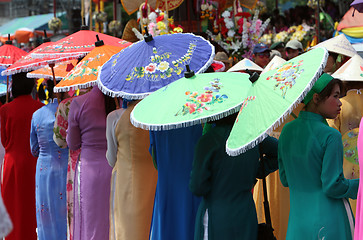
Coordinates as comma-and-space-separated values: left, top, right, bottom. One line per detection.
27, 59, 78, 80
14, 28, 35, 44
54, 42, 125, 92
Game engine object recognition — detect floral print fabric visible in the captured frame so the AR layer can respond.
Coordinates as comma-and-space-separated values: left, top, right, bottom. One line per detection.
53, 97, 81, 240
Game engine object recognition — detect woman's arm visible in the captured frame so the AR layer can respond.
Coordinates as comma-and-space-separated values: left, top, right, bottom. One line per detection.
30, 116, 40, 157
277, 130, 289, 187
106, 110, 125, 167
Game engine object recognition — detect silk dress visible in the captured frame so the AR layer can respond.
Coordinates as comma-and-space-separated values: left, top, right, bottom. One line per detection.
106, 101, 157, 240
0, 95, 43, 240
279, 111, 359, 240
66, 88, 112, 240
30, 100, 68, 240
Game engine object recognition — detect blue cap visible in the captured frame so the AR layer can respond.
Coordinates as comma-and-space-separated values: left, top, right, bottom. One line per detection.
253, 43, 270, 54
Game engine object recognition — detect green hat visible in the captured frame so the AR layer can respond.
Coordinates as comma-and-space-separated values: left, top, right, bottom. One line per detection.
270, 41, 285, 50
303, 73, 334, 105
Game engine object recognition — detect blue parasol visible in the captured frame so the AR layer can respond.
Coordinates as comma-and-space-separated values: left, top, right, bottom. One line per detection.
97, 33, 215, 100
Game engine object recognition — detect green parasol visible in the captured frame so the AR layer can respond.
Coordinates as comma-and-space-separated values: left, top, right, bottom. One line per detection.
130, 71, 252, 130
226, 47, 329, 156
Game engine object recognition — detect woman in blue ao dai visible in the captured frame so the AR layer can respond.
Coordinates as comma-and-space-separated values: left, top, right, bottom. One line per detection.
30, 80, 68, 240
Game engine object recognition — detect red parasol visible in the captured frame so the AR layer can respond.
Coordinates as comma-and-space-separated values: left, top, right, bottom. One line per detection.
0, 36, 27, 103
31, 30, 131, 60
1, 41, 72, 76
0, 38, 27, 67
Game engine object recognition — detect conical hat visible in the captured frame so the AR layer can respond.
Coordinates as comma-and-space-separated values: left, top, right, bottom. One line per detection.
261, 56, 286, 74
122, 19, 139, 43
312, 34, 357, 57
332, 54, 363, 81
227, 58, 263, 72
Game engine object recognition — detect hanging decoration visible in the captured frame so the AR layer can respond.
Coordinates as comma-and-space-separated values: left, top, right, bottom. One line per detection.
48, 17, 63, 33
108, 20, 122, 36
93, 11, 108, 22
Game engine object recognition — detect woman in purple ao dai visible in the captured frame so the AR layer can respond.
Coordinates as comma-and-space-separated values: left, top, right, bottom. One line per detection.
66, 87, 114, 240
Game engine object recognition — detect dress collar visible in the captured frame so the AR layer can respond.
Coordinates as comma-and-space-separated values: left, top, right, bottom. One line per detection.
298, 111, 329, 126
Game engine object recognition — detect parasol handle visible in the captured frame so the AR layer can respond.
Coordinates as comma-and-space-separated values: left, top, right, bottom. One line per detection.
6, 76, 9, 103
143, 26, 153, 42
184, 65, 195, 78
5, 34, 12, 45
43, 30, 51, 43
95, 34, 104, 47
245, 69, 259, 83
49, 63, 60, 104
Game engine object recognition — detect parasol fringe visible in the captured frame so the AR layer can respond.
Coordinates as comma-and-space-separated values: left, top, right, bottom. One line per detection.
2, 64, 44, 76
1, 55, 80, 76
95, 33, 216, 98
226, 47, 329, 156
130, 102, 243, 131
27, 73, 63, 80
0, 63, 12, 68
31, 51, 89, 60
53, 80, 98, 93
96, 78, 151, 99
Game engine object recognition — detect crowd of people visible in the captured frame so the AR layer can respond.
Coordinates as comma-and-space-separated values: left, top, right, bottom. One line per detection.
0, 29, 362, 240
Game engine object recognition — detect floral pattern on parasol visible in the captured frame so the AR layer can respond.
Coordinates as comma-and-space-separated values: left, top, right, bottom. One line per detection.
226, 47, 329, 156
175, 78, 228, 116
266, 60, 304, 98
125, 43, 197, 82
97, 33, 215, 100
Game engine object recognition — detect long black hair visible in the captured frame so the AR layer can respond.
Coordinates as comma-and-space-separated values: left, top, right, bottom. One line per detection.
104, 95, 117, 116
12, 72, 35, 98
